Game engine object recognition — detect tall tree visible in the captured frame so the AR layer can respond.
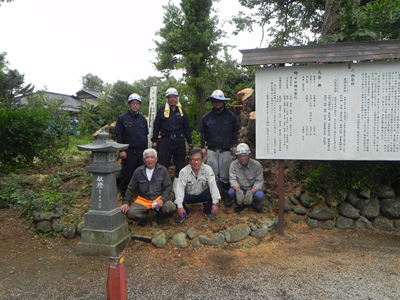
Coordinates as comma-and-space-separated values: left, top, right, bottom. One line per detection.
207, 49, 255, 99
0, 52, 35, 108
321, 0, 341, 36
154, 0, 224, 121
329, 0, 400, 42
81, 73, 104, 91
232, 0, 325, 47
233, 0, 400, 46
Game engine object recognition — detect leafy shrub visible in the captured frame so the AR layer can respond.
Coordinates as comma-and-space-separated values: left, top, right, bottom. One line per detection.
8, 188, 63, 216
305, 161, 400, 193
0, 95, 71, 167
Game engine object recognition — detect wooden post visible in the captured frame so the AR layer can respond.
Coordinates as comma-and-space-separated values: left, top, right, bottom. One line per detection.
278, 160, 285, 236
107, 255, 127, 300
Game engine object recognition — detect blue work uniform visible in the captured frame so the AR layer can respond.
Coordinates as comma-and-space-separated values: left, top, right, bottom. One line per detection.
197, 107, 241, 182
114, 111, 148, 197
152, 105, 192, 178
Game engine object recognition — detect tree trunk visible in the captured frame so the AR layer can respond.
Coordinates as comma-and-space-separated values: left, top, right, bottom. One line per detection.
321, 0, 341, 36
195, 86, 206, 125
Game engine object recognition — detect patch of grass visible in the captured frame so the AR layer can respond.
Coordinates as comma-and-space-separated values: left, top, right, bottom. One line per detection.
178, 258, 188, 267
66, 134, 94, 163
43, 175, 62, 189
68, 135, 93, 152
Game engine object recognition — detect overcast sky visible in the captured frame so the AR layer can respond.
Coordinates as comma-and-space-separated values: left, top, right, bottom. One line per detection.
0, 0, 262, 95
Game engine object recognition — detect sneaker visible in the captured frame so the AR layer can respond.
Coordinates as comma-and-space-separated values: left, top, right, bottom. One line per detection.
234, 205, 245, 213
202, 212, 216, 221
253, 206, 263, 214
175, 212, 191, 224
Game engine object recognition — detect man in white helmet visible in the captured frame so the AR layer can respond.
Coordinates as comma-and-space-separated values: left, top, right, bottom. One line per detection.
151, 87, 193, 187
197, 90, 241, 208
228, 143, 265, 213
114, 93, 149, 198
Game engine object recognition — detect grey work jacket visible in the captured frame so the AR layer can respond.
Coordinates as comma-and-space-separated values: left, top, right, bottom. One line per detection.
229, 159, 264, 191
123, 163, 171, 205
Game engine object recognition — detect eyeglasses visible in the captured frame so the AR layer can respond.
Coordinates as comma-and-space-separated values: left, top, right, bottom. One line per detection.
190, 158, 202, 162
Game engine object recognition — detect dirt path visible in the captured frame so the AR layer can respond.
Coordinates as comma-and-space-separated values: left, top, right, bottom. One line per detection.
1, 208, 400, 299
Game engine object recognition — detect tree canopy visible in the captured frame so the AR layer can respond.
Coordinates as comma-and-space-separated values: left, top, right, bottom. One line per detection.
232, 0, 400, 46
0, 52, 35, 109
324, 0, 400, 43
153, 0, 224, 120
81, 73, 104, 92
232, 0, 325, 47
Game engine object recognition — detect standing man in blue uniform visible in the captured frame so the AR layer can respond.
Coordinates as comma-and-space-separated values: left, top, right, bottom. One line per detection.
151, 88, 193, 188
197, 90, 241, 208
114, 93, 149, 198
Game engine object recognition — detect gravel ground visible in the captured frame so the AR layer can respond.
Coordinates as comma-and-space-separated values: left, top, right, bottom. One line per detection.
1, 219, 400, 300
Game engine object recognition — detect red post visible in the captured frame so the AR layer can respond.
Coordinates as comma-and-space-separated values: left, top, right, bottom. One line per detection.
107, 255, 127, 300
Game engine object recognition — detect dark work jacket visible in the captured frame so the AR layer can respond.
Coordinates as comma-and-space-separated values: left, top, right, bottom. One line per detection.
122, 163, 172, 205
151, 105, 192, 144
197, 108, 241, 151
114, 111, 148, 150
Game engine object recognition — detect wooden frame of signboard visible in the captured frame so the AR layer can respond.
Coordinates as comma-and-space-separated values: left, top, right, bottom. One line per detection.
239, 39, 400, 235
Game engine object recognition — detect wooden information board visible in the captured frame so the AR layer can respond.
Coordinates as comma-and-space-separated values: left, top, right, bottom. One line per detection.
255, 61, 400, 160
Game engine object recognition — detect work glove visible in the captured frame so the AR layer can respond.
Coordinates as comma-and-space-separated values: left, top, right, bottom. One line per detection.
244, 190, 254, 205
236, 190, 245, 205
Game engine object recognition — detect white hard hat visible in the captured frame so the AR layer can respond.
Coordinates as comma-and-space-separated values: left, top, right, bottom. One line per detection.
128, 93, 141, 103
205, 90, 230, 102
236, 143, 251, 156
165, 88, 179, 97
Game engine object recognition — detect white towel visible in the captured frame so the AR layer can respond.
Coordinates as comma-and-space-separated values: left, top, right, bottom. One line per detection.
164, 101, 183, 118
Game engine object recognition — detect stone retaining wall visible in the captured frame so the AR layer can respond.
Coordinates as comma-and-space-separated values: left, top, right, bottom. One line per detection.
286, 185, 400, 232
30, 184, 399, 248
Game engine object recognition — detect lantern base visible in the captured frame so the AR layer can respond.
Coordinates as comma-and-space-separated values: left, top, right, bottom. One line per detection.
76, 222, 131, 256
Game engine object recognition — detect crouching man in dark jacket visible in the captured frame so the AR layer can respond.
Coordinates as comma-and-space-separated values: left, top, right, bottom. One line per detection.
120, 149, 176, 226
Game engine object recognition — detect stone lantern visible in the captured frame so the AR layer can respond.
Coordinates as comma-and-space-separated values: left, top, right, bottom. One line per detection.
76, 128, 131, 256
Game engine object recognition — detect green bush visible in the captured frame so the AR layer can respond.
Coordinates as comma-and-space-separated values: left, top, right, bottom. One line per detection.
0, 97, 71, 167
8, 188, 63, 216
305, 161, 400, 193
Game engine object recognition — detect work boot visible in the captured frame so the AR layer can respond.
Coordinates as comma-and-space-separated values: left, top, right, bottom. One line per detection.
234, 205, 245, 213
219, 181, 232, 208
223, 195, 232, 208
253, 206, 263, 214
251, 203, 264, 214
137, 219, 147, 227
156, 213, 168, 225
